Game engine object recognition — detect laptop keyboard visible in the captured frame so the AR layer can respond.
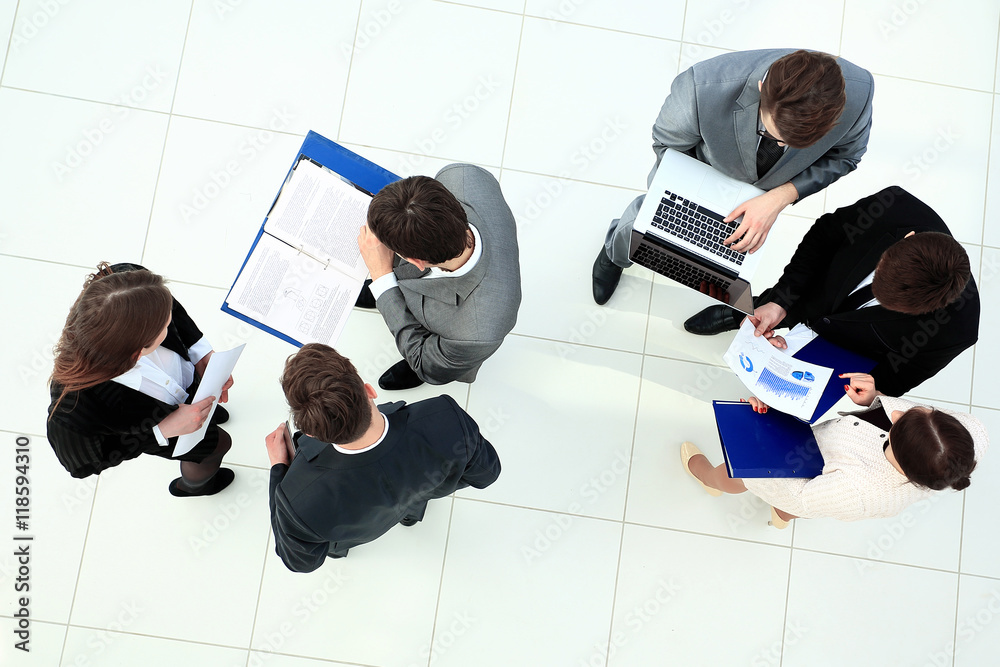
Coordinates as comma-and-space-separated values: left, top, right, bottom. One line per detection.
653, 190, 746, 266
632, 243, 732, 292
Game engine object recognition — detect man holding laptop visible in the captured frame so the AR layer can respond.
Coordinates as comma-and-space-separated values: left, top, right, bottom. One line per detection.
593, 48, 874, 306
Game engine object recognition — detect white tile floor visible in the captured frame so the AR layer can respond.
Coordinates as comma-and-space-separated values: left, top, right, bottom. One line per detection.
0, 1, 998, 665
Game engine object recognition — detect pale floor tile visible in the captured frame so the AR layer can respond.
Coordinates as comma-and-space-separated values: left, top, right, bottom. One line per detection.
524, 0, 686, 41
681, 0, 845, 56
677, 42, 731, 73
824, 75, 994, 246
626, 355, 793, 546
954, 575, 1000, 667
0, 431, 93, 624
61, 628, 248, 667
3, 0, 190, 112
0, 88, 167, 267
0, 0, 18, 76
432, 499, 621, 667
461, 335, 641, 520
70, 457, 271, 647
172, 0, 360, 139
503, 17, 680, 190
782, 550, 958, 667
252, 500, 450, 666
842, 0, 999, 91
0, 258, 97, 438
249, 654, 363, 667
972, 247, 1000, 409
961, 408, 1000, 579
449, 0, 524, 13
499, 170, 652, 354
0, 619, 65, 666
985, 101, 1000, 248
339, 0, 521, 166
791, 488, 964, 571
142, 116, 304, 289
608, 525, 790, 667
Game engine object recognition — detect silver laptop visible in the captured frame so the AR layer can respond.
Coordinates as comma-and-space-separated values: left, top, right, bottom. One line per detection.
629, 149, 764, 315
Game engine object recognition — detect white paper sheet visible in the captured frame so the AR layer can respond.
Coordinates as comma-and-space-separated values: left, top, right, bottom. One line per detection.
226, 234, 361, 346
174, 344, 246, 457
723, 320, 832, 421
265, 158, 370, 280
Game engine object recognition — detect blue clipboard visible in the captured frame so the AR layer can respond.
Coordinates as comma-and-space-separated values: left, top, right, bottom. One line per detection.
792, 336, 876, 423
713, 400, 823, 478
221, 131, 399, 347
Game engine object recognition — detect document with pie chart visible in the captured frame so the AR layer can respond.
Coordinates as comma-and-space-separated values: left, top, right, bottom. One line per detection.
723, 320, 833, 421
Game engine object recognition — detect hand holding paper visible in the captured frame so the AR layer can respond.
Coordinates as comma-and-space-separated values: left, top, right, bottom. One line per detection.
174, 344, 246, 457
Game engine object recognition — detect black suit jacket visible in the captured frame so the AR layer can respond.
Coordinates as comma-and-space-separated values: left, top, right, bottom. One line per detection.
47, 265, 214, 478
764, 186, 979, 397
268, 395, 501, 573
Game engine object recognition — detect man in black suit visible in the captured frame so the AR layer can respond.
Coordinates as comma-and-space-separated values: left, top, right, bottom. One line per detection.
684, 186, 979, 397
265, 343, 500, 573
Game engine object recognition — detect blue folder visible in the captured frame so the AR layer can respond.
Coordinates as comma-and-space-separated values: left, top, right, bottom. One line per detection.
221, 131, 399, 346
713, 400, 824, 478
792, 336, 876, 423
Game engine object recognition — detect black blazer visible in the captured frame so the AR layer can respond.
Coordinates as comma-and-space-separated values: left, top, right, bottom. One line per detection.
47, 265, 213, 478
268, 395, 501, 572
765, 186, 979, 397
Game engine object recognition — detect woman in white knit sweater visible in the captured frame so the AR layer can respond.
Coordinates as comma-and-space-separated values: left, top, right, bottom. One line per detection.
681, 373, 988, 527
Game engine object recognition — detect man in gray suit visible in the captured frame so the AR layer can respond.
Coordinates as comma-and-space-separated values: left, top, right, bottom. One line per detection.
593, 49, 874, 306
357, 164, 521, 390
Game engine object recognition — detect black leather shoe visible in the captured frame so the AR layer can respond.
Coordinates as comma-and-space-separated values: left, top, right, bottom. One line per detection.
355, 279, 376, 309
399, 516, 419, 527
213, 406, 229, 424
592, 246, 624, 306
379, 359, 424, 391
683, 305, 741, 336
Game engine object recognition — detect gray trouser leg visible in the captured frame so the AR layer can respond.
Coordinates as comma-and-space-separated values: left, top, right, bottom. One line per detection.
603, 194, 646, 268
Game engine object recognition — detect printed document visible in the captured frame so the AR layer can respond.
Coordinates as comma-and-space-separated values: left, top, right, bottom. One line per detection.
723, 320, 832, 421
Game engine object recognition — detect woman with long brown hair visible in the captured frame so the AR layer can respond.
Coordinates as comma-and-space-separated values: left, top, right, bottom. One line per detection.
47, 262, 236, 497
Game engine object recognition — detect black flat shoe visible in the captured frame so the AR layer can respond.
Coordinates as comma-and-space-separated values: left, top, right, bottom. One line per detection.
169, 468, 235, 497
213, 405, 229, 424
683, 305, 741, 336
355, 279, 377, 309
399, 516, 419, 527
592, 246, 624, 306
378, 359, 424, 391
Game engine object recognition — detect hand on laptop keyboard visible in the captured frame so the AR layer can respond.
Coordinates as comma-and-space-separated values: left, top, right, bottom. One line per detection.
723, 185, 798, 253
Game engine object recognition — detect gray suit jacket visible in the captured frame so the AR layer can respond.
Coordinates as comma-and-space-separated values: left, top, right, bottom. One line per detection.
375, 164, 521, 384
650, 48, 874, 199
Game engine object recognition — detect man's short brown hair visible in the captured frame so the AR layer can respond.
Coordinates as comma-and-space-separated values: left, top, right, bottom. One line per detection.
760, 50, 846, 149
280, 343, 371, 444
872, 232, 971, 315
367, 176, 472, 264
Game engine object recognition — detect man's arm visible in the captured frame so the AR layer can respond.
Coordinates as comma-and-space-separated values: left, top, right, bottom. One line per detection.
762, 200, 858, 319
452, 403, 501, 489
268, 465, 332, 573
650, 67, 702, 169
376, 287, 502, 384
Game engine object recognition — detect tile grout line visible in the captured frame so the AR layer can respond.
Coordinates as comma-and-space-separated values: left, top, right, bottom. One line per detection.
243, 530, 274, 665
424, 496, 459, 667
59, 473, 104, 666
334, 2, 365, 142
138, 0, 197, 265
950, 490, 970, 667
598, 255, 660, 667
0, 0, 22, 87
777, 544, 795, 667
494, 8, 525, 177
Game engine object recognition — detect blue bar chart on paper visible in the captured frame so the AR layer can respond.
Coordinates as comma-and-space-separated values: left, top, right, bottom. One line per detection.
754, 367, 810, 401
